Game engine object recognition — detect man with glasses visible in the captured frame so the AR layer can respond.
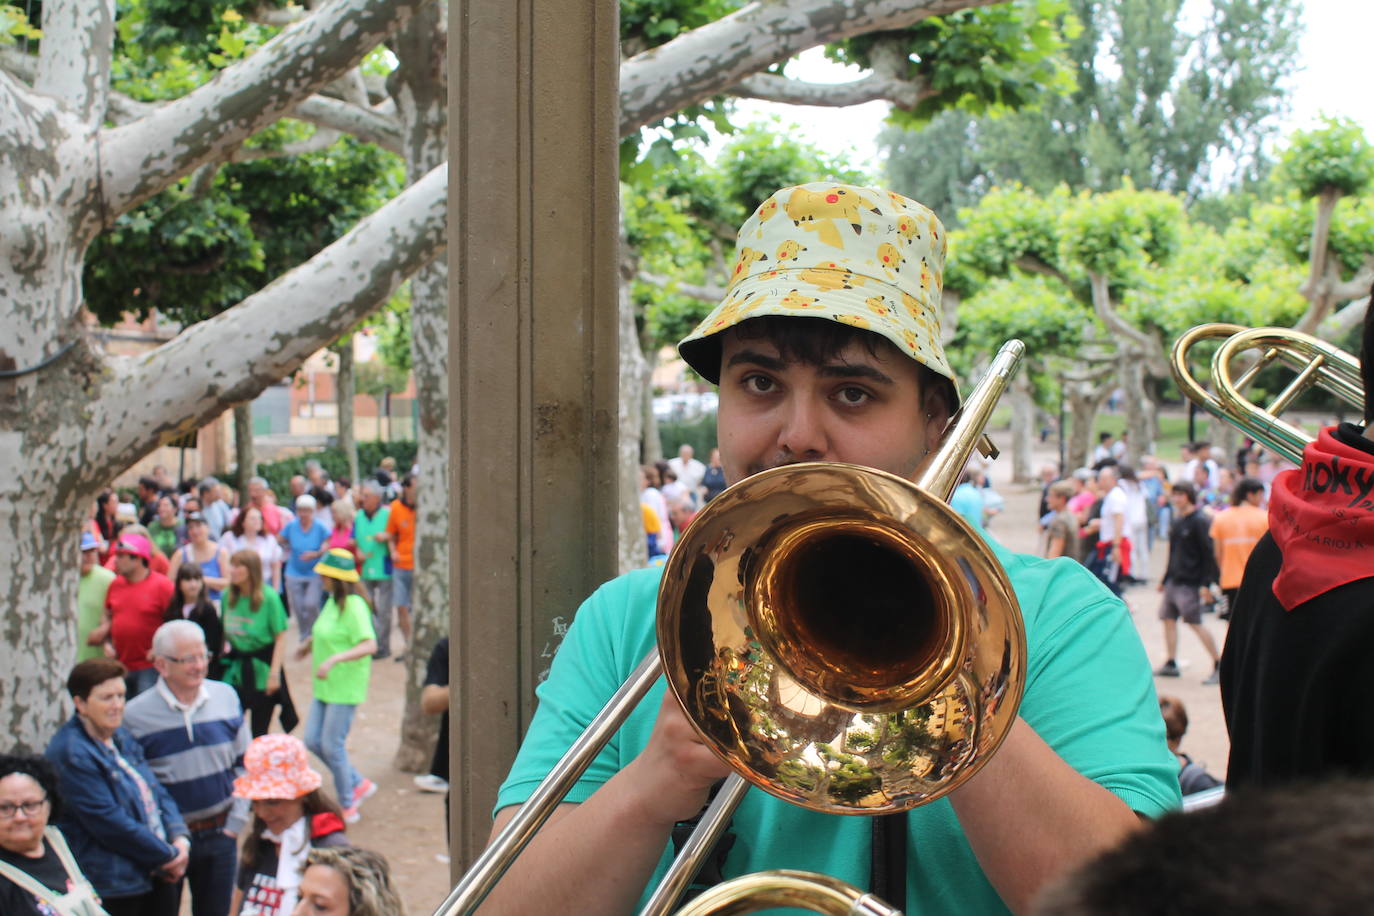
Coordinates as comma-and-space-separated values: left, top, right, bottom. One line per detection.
125, 621, 251, 916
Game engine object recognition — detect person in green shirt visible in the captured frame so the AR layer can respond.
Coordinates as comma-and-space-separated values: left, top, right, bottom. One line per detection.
144, 495, 185, 559
223, 549, 296, 738
77, 531, 115, 663
352, 481, 393, 659
297, 549, 378, 823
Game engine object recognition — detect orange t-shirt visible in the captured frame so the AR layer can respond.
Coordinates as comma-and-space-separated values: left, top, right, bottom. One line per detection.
386, 498, 417, 570
1209, 503, 1269, 590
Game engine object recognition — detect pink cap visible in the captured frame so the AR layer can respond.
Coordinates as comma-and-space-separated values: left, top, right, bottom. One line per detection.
113, 533, 153, 561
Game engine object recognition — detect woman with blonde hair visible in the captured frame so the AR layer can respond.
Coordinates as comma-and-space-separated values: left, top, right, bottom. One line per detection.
223, 550, 296, 737
293, 847, 404, 916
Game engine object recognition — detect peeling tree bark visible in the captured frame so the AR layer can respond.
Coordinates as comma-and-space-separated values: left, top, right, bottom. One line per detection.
1007, 369, 1036, 484
0, 0, 441, 750
234, 403, 256, 503
336, 338, 360, 488
387, 0, 447, 773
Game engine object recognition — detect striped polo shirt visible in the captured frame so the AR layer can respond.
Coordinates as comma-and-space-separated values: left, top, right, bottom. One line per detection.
123, 678, 252, 834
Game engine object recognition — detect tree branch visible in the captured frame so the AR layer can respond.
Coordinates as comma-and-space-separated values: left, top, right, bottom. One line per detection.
729, 37, 935, 111
1086, 272, 1169, 376
1316, 295, 1371, 343
618, 0, 1001, 137
1014, 255, 1070, 286
729, 70, 934, 109
0, 47, 35, 84
292, 95, 403, 153
34, 0, 113, 124
639, 272, 726, 303
89, 163, 447, 481
100, 0, 432, 218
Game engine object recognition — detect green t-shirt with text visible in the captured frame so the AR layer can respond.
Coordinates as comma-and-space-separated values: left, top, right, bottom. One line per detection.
223, 587, 288, 691
311, 593, 375, 705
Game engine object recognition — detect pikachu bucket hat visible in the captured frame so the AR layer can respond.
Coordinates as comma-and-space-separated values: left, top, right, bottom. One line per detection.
677, 182, 957, 401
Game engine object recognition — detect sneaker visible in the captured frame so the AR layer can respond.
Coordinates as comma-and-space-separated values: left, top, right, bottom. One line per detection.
1155, 660, 1181, 677
352, 778, 377, 808
342, 805, 361, 824
1203, 666, 1221, 686
413, 773, 449, 794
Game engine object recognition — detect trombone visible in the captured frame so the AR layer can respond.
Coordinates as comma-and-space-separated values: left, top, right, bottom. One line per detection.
434, 340, 1029, 916
1171, 323, 1364, 464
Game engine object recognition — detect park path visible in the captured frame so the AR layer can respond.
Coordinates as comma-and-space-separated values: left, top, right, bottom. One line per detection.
300, 438, 1228, 915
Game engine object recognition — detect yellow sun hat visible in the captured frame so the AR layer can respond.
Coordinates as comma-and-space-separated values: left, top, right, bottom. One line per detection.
677, 182, 957, 401
314, 547, 361, 583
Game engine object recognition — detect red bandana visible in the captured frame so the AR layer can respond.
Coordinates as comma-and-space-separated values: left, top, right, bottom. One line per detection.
1269, 426, 1374, 610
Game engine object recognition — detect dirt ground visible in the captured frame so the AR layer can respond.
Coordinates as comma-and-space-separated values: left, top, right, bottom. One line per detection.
282, 437, 1229, 915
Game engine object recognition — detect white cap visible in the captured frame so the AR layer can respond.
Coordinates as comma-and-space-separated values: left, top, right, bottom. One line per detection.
295, 494, 317, 510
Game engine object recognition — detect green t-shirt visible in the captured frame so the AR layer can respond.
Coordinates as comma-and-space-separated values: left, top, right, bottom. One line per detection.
352, 506, 391, 581
311, 593, 376, 705
222, 587, 288, 691
496, 545, 1181, 915
145, 519, 183, 558
77, 566, 116, 663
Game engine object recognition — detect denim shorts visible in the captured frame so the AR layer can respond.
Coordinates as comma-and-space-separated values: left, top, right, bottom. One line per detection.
393, 566, 414, 607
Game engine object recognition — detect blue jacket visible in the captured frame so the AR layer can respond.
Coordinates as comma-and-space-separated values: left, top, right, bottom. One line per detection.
45, 715, 188, 898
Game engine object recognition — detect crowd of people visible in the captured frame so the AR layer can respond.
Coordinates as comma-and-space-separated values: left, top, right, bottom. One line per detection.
21, 459, 428, 915
1035, 437, 1282, 688
637, 444, 726, 559
25, 177, 1374, 915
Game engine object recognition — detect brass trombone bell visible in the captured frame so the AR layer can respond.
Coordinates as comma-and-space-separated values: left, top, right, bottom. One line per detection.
670, 869, 904, 916
658, 462, 1025, 815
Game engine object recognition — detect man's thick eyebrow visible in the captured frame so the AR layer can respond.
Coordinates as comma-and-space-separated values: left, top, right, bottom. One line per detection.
816, 363, 894, 385
724, 349, 786, 371
724, 350, 895, 385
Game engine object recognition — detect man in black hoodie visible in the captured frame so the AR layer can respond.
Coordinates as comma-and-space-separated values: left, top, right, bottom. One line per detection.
1221, 290, 1374, 787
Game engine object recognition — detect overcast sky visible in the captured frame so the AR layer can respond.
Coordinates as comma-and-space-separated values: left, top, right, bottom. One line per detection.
717, 0, 1373, 178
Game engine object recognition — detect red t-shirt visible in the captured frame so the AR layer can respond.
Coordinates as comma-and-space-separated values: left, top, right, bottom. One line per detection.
106, 572, 175, 671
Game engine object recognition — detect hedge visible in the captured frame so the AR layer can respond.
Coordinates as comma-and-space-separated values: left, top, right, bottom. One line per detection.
253, 440, 418, 499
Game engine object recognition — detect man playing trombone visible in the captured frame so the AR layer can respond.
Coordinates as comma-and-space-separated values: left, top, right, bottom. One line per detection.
480, 184, 1180, 915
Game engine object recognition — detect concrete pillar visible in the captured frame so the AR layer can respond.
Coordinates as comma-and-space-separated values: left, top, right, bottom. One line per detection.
447, 0, 621, 869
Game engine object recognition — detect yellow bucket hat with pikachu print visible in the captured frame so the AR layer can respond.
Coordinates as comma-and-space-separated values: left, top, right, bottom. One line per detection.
677, 182, 958, 401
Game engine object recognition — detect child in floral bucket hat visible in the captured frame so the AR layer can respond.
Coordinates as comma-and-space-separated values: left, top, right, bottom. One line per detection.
233, 734, 347, 916
484, 182, 1180, 914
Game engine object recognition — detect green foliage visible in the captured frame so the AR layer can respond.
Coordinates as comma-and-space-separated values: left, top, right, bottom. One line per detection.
883, 0, 1302, 210
620, 0, 740, 50
657, 413, 716, 460
1275, 117, 1374, 200
84, 135, 403, 324
1057, 184, 1185, 282
830, 0, 1078, 124
0, 4, 41, 44
1248, 192, 1374, 276
256, 439, 417, 499
83, 182, 265, 323
955, 275, 1092, 359
354, 359, 409, 399
950, 184, 1068, 285
370, 291, 413, 374
627, 124, 872, 353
